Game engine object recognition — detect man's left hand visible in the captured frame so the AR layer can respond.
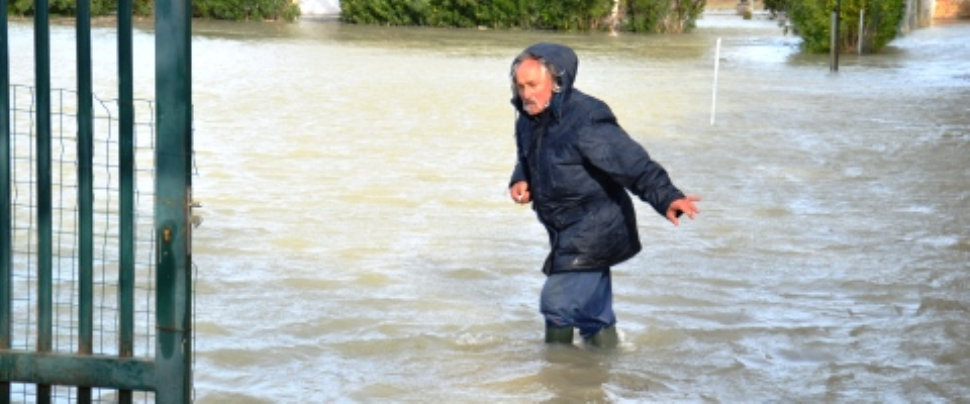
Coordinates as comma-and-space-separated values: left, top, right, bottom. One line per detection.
666, 195, 701, 226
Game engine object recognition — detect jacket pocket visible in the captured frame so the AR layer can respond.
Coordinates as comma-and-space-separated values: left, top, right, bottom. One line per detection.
552, 205, 588, 230
570, 204, 628, 262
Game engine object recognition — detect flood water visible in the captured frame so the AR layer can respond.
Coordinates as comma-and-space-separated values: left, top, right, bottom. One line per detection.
7, 12, 970, 402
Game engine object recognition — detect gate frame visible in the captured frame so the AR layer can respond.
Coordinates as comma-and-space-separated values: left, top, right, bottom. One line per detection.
0, 0, 195, 401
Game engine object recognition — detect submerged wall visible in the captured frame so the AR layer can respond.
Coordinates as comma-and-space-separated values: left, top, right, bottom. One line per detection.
902, 0, 967, 33
935, 0, 970, 18
901, 0, 935, 32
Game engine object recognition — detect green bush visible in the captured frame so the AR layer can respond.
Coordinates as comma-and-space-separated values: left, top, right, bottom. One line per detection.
193, 0, 301, 21
622, 0, 667, 32
763, 0, 792, 16
786, 0, 905, 53
341, 0, 614, 30
7, 0, 299, 21
622, 0, 705, 33
340, 0, 704, 33
666, 0, 705, 32
8, 0, 34, 16
7, 0, 141, 17
133, 0, 154, 16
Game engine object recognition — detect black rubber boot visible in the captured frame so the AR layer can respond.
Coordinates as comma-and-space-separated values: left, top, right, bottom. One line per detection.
587, 325, 619, 348
544, 325, 574, 344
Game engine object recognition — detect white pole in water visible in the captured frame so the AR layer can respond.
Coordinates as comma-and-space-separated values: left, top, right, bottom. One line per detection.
711, 37, 721, 126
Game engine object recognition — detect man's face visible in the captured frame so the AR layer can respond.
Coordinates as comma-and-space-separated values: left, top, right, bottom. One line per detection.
515, 58, 555, 116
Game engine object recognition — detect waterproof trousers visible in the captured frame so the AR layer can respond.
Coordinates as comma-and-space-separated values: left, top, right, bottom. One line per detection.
540, 268, 616, 339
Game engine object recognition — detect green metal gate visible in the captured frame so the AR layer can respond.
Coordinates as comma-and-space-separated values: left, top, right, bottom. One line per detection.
1, 0, 195, 401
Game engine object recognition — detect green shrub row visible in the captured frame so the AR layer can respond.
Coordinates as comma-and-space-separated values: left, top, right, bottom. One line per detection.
776, 0, 905, 53
6, 0, 150, 16
338, 0, 610, 30
194, 0, 300, 21
6, 0, 300, 21
340, 0, 706, 33
623, 0, 705, 33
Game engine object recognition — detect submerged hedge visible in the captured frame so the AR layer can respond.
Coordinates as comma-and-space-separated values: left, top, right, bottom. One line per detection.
6, 0, 301, 21
780, 0, 905, 53
339, 0, 613, 30
340, 0, 706, 33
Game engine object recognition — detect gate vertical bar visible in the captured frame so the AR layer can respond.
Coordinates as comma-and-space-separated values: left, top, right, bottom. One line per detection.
155, 0, 194, 401
76, 0, 95, 401
34, 0, 54, 400
118, 0, 136, 401
0, 0, 11, 399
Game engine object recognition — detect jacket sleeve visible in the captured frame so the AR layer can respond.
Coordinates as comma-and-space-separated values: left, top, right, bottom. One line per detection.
509, 121, 529, 188
577, 105, 685, 217
509, 161, 527, 188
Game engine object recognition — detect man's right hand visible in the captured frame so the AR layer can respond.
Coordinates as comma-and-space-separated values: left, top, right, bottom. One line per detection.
510, 181, 531, 204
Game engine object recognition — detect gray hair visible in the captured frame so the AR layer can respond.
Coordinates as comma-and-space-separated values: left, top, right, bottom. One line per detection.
510, 52, 562, 95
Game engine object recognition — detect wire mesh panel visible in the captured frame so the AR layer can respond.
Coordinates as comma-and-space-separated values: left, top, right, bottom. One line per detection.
7, 85, 158, 402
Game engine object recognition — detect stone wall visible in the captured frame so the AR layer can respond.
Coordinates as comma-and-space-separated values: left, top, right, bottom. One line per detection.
935, 0, 970, 18
902, 0, 935, 32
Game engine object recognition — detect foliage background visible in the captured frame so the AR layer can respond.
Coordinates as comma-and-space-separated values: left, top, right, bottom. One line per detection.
623, 0, 705, 32
6, 0, 301, 21
340, 0, 706, 33
776, 0, 905, 53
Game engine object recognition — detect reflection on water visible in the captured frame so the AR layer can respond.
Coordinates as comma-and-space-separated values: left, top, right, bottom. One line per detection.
7, 13, 970, 402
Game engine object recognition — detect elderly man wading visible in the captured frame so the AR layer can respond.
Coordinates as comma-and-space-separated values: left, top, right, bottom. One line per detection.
507, 42, 701, 348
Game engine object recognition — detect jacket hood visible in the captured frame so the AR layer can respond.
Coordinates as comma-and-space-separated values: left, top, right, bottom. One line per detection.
510, 42, 579, 117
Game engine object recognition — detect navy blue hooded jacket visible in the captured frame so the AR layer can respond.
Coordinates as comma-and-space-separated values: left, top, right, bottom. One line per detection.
509, 43, 685, 275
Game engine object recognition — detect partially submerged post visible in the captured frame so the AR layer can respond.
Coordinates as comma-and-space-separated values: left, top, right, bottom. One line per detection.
830, 0, 841, 72
711, 38, 721, 126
